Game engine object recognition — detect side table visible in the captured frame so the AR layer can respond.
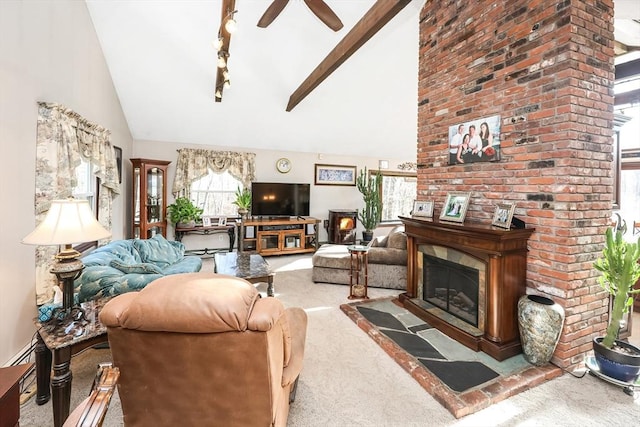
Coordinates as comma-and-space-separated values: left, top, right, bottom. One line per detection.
0, 363, 33, 427
347, 245, 370, 300
34, 298, 110, 427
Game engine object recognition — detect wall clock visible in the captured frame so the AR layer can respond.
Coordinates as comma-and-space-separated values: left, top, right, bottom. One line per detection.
276, 158, 291, 173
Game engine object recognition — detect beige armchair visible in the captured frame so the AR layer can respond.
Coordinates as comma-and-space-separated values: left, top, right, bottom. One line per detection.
98, 272, 307, 427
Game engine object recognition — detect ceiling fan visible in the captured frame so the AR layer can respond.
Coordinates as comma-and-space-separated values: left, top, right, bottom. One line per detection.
257, 0, 344, 31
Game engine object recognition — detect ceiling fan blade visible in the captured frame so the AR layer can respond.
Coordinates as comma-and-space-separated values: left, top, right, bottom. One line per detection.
304, 0, 344, 31
257, 0, 289, 28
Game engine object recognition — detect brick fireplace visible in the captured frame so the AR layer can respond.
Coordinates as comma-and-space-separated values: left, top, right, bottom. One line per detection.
416, 1, 615, 369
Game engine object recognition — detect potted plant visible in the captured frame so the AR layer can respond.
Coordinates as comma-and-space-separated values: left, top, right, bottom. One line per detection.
233, 186, 251, 219
356, 167, 382, 243
592, 227, 640, 382
167, 197, 203, 228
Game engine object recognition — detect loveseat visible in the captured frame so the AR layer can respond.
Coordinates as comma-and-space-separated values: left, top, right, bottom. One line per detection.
312, 225, 407, 290
74, 234, 202, 302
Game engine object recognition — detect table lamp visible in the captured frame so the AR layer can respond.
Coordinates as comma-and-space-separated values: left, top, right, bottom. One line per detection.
22, 198, 111, 325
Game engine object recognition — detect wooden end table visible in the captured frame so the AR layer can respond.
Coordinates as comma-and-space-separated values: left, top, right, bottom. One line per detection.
34, 298, 110, 427
214, 252, 275, 296
0, 363, 33, 427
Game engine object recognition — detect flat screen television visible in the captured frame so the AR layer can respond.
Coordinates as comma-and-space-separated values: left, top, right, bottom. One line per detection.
251, 182, 310, 217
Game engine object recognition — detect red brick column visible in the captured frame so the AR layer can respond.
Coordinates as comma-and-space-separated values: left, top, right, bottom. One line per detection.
417, 0, 615, 369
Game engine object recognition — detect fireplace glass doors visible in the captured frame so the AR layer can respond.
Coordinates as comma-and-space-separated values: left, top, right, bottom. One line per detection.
417, 245, 486, 332
423, 255, 479, 326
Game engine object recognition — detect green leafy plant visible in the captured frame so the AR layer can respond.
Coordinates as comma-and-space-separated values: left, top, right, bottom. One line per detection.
167, 197, 203, 225
356, 167, 382, 233
593, 228, 640, 348
232, 186, 251, 211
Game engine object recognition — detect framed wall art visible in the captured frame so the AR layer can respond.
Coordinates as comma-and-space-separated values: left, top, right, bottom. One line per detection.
492, 203, 516, 229
440, 192, 471, 223
114, 145, 123, 183
314, 164, 357, 186
412, 200, 434, 218
448, 114, 501, 165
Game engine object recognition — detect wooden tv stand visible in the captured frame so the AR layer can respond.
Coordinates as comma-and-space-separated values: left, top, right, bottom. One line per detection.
239, 217, 321, 256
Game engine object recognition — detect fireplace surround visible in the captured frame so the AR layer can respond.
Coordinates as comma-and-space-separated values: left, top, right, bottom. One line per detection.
399, 217, 534, 361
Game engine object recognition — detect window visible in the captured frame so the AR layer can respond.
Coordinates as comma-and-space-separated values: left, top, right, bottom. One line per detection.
614, 103, 640, 239
190, 169, 244, 217
379, 171, 417, 222
73, 158, 97, 210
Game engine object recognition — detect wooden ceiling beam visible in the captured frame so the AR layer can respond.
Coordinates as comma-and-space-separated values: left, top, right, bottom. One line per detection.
215, 0, 236, 102
286, 0, 412, 112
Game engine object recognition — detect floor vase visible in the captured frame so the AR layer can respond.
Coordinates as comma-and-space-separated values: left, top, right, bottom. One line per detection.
518, 295, 565, 366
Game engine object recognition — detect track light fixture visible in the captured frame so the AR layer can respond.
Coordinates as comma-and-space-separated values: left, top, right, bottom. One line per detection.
224, 10, 238, 34
214, 0, 237, 103
217, 52, 228, 69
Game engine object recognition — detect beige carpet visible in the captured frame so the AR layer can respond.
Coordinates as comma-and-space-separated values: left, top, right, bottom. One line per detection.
19, 255, 640, 426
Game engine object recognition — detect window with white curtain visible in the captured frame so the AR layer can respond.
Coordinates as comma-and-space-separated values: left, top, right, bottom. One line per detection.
379, 171, 417, 222
190, 169, 245, 217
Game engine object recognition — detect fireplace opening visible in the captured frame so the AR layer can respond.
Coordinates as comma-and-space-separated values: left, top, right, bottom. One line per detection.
423, 254, 479, 327
328, 210, 357, 244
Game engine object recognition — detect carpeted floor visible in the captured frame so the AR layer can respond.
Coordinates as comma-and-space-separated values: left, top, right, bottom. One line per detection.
341, 297, 562, 418
18, 254, 640, 426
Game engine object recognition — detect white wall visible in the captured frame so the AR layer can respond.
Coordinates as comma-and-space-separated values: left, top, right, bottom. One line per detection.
0, 0, 133, 365
135, 140, 412, 244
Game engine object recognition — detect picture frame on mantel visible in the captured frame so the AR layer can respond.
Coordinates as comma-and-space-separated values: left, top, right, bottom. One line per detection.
492, 202, 516, 229
440, 192, 471, 223
412, 200, 434, 218
314, 164, 357, 186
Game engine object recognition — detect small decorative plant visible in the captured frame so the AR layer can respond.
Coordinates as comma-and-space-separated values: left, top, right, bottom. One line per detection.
356, 167, 382, 238
233, 187, 251, 215
167, 197, 203, 226
593, 228, 640, 349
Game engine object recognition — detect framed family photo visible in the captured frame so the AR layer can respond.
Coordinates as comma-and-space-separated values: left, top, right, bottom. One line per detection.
439, 192, 471, 223
218, 217, 227, 226
448, 114, 501, 165
202, 216, 212, 227
314, 164, 357, 186
412, 200, 434, 218
492, 203, 516, 229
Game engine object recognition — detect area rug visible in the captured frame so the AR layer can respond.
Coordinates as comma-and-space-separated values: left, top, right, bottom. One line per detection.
340, 297, 563, 418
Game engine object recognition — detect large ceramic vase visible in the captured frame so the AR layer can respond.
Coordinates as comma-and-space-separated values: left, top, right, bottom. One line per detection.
518, 294, 565, 366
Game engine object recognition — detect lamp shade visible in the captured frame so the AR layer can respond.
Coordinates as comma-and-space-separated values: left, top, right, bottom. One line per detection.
22, 199, 111, 246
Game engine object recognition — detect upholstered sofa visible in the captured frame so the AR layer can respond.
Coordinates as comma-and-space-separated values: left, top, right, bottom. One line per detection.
312, 225, 407, 290
100, 272, 307, 426
74, 234, 203, 302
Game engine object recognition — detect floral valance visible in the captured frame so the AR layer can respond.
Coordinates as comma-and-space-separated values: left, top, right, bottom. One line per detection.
34, 102, 120, 304
172, 148, 256, 198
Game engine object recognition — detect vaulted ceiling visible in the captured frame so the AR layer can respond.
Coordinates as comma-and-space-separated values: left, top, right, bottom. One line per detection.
86, 1, 640, 159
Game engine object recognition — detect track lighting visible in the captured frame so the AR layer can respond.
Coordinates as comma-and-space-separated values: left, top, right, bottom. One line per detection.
214, 1, 237, 103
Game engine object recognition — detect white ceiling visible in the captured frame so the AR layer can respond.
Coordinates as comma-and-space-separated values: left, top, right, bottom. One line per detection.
86, 1, 640, 159
86, 0, 423, 159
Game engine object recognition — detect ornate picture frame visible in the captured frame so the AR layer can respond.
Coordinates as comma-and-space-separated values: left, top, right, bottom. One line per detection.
440, 192, 471, 223
314, 164, 357, 186
492, 202, 516, 229
412, 200, 434, 218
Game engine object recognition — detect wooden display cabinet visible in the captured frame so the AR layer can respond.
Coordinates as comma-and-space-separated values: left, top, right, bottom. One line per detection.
131, 158, 171, 239
240, 217, 321, 256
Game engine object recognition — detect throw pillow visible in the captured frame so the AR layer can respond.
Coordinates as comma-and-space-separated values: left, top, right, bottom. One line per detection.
387, 230, 407, 250
110, 259, 163, 274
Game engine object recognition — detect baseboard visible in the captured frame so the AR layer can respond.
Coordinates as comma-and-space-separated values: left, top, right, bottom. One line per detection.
3, 341, 36, 368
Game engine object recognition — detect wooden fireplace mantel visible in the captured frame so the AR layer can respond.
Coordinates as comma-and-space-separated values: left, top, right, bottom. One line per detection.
399, 216, 535, 361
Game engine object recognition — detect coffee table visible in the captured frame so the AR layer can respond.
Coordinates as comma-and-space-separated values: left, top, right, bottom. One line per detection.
214, 252, 275, 296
